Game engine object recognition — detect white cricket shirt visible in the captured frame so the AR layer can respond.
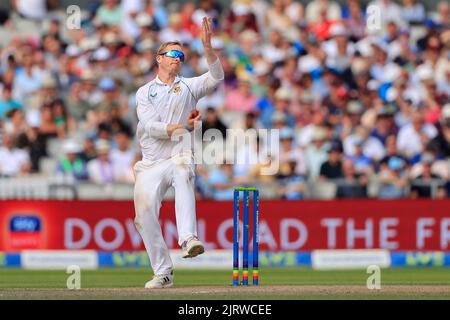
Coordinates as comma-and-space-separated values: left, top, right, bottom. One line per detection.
135, 58, 224, 164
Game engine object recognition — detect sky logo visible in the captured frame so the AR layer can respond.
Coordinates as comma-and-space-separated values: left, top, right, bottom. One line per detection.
8, 215, 42, 249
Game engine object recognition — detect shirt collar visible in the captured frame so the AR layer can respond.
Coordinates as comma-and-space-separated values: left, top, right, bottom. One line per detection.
154, 75, 181, 86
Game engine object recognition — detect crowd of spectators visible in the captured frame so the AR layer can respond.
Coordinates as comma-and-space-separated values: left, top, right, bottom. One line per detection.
0, 0, 448, 200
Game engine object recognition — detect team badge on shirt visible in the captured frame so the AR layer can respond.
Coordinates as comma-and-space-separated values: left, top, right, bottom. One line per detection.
174, 85, 181, 94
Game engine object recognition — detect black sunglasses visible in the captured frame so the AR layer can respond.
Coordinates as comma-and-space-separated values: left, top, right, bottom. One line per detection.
159, 50, 185, 62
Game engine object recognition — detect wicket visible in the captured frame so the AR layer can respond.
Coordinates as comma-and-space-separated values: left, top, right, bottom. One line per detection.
233, 187, 259, 286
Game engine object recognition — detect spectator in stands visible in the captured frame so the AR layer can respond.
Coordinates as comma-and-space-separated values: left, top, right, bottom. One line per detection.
95, 0, 123, 27
38, 102, 65, 139
370, 106, 397, 146
428, 104, 450, 158
305, 0, 341, 24
283, 0, 304, 25
12, 0, 47, 22
87, 139, 115, 184
0, 0, 448, 200
278, 160, 305, 199
56, 139, 88, 181
344, 125, 385, 162
278, 127, 307, 177
110, 130, 135, 183
336, 158, 368, 198
380, 134, 406, 169
400, 0, 426, 25
201, 107, 227, 140
319, 144, 343, 180
4, 108, 28, 141
0, 132, 31, 177
224, 77, 258, 112
410, 152, 446, 198
397, 110, 438, 161
305, 127, 329, 180
378, 156, 409, 198
0, 85, 22, 119
15, 113, 47, 172
346, 137, 374, 175
159, 13, 193, 44
12, 48, 42, 107
207, 162, 236, 200
298, 107, 327, 148
432, 1, 450, 28
344, 0, 366, 41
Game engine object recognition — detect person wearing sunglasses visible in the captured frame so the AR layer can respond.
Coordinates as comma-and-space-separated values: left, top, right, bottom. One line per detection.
133, 17, 224, 289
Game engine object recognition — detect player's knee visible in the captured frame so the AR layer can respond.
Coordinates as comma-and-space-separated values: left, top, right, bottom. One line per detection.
174, 165, 194, 183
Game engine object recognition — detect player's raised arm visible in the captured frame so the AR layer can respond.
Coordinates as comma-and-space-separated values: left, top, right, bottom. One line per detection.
202, 17, 219, 66
186, 17, 224, 100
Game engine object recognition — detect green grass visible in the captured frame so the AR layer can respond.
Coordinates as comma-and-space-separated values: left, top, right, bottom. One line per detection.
1, 267, 450, 299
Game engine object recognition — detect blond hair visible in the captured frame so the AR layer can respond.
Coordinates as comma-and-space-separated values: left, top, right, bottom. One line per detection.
156, 41, 183, 55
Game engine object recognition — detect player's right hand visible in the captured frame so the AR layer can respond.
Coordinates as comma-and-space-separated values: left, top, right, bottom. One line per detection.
187, 109, 201, 130
188, 109, 200, 119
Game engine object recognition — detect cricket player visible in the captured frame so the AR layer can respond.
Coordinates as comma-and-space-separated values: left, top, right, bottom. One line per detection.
133, 17, 224, 288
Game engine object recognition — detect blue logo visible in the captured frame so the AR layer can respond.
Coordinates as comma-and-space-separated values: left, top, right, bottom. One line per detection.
9, 215, 41, 232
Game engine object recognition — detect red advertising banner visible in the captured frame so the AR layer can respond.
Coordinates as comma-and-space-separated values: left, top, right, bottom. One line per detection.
1, 200, 450, 251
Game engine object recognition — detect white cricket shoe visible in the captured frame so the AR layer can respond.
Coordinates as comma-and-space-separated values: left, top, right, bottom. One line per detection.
144, 271, 174, 289
182, 236, 205, 258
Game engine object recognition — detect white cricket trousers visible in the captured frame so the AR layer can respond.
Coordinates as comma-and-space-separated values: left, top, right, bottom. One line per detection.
133, 152, 197, 276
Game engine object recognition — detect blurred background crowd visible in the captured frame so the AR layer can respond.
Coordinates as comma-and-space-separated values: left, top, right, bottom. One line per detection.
0, 0, 449, 200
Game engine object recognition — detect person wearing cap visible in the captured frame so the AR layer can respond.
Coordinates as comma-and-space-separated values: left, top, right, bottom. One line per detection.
323, 23, 353, 73
304, 126, 330, 179
371, 104, 397, 145
268, 87, 296, 129
87, 139, 116, 184
378, 156, 409, 199
346, 135, 374, 175
344, 100, 364, 130
133, 17, 224, 289
278, 127, 306, 177
410, 152, 446, 198
319, 143, 343, 180
95, 77, 120, 111
56, 139, 88, 181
